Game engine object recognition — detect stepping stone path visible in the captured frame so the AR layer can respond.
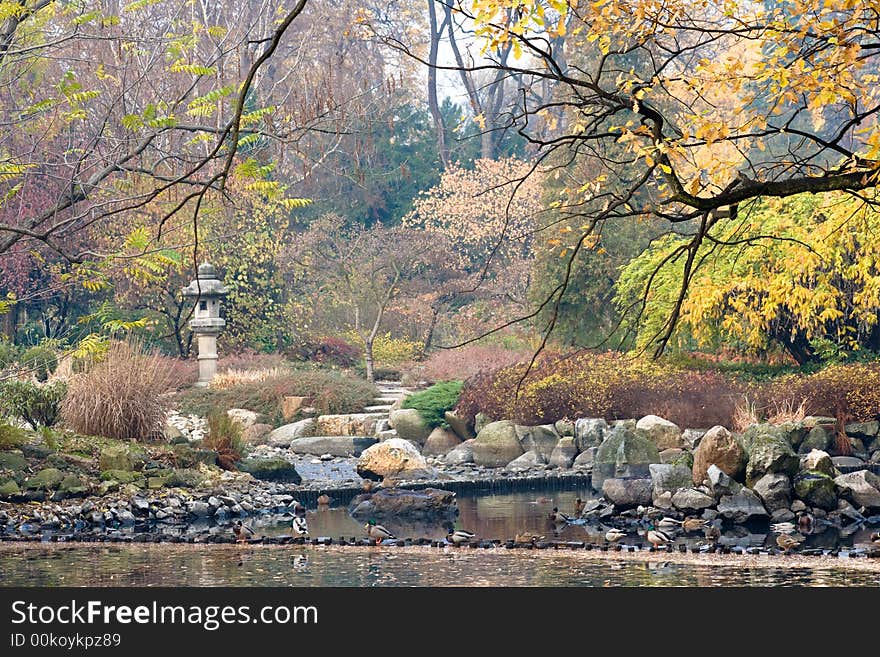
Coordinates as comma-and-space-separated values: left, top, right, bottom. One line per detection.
361, 380, 417, 441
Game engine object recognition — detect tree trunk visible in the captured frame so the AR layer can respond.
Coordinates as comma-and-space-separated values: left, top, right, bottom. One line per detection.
364, 337, 375, 383
426, 0, 450, 169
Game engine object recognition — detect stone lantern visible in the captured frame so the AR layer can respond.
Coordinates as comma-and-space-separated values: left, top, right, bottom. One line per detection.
182, 262, 228, 387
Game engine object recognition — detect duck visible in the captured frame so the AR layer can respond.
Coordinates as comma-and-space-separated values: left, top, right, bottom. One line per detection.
317, 494, 331, 506
657, 517, 682, 531
292, 515, 309, 536
548, 507, 571, 524
574, 498, 585, 517
797, 512, 814, 534
605, 528, 626, 543
770, 522, 796, 534
869, 532, 879, 544
446, 529, 476, 545
681, 517, 708, 533
293, 502, 307, 518
361, 479, 374, 493
364, 520, 395, 545
232, 520, 255, 543
514, 532, 544, 544
646, 525, 674, 548
703, 524, 721, 542
776, 533, 803, 552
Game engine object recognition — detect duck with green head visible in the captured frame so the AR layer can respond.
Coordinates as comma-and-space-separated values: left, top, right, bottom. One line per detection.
364, 519, 395, 545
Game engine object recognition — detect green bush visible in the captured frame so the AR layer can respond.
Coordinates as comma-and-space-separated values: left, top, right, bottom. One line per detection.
177, 369, 377, 425
0, 423, 28, 450
402, 380, 463, 429
0, 380, 67, 429
20, 344, 58, 382
0, 341, 21, 371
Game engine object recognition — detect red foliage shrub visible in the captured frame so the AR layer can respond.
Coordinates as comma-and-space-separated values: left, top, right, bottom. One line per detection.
417, 345, 532, 383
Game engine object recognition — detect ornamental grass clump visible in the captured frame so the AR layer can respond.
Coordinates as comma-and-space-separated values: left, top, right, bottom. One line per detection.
60, 341, 176, 441
204, 411, 246, 470
402, 380, 463, 428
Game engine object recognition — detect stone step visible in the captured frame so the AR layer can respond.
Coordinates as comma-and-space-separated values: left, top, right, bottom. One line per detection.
373, 396, 403, 403
363, 405, 393, 413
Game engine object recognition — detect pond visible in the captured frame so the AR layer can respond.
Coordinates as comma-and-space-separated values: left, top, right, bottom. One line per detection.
2, 488, 879, 586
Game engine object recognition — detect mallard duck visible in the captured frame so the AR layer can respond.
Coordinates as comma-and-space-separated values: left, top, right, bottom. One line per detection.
232, 520, 254, 543
364, 520, 395, 545
293, 502, 307, 518
681, 517, 708, 533
548, 507, 571, 523
703, 523, 721, 542
646, 526, 674, 548
605, 528, 626, 543
317, 494, 330, 506
446, 529, 476, 545
361, 479, 374, 493
514, 532, 544, 544
869, 532, 879, 544
574, 498, 585, 517
658, 517, 682, 531
292, 515, 309, 536
776, 533, 804, 552
770, 522, 796, 534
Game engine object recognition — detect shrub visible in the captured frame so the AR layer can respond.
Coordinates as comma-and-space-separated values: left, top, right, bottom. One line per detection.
345, 331, 423, 367
204, 411, 245, 470
288, 337, 360, 368
19, 344, 58, 382
0, 379, 67, 429
0, 341, 20, 371
217, 351, 285, 372
0, 423, 27, 450
60, 341, 177, 441
413, 345, 532, 383
456, 352, 743, 428
176, 369, 377, 425
402, 380, 464, 429
764, 363, 880, 423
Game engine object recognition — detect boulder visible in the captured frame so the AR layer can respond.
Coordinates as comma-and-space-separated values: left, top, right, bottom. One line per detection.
356, 438, 428, 480
752, 473, 791, 513
281, 396, 308, 421
98, 445, 146, 472
317, 413, 387, 438
745, 433, 799, 486
507, 450, 546, 471
717, 488, 768, 523
237, 458, 302, 484
649, 463, 693, 498
831, 456, 866, 472
549, 437, 578, 468
24, 468, 64, 491
771, 508, 795, 523
348, 487, 457, 520
58, 474, 89, 497
164, 423, 185, 443
671, 488, 716, 511
0, 450, 27, 472
573, 448, 597, 469
444, 411, 475, 442
681, 429, 706, 450
798, 426, 831, 454
472, 421, 524, 467
740, 423, 787, 452
266, 418, 316, 447
554, 419, 575, 437
801, 449, 836, 477
515, 424, 560, 460
574, 418, 608, 450
187, 501, 212, 518
692, 425, 746, 485
226, 408, 259, 429
171, 443, 218, 468
422, 427, 462, 457
242, 423, 272, 445
777, 421, 809, 449
444, 440, 475, 465
793, 470, 838, 510
636, 415, 684, 450
845, 421, 879, 440
833, 470, 880, 509
601, 478, 653, 508
706, 464, 742, 497
387, 409, 432, 444
592, 425, 661, 491
474, 412, 493, 434
289, 435, 377, 457
0, 480, 20, 497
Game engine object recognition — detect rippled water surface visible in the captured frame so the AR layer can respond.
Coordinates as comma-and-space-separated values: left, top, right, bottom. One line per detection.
2, 489, 879, 586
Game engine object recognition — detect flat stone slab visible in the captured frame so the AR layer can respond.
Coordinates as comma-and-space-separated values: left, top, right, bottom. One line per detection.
288, 436, 378, 457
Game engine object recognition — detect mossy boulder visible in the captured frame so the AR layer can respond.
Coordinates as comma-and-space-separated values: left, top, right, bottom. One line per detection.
472, 420, 524, 467
58, 474, 89, 496
592, 425, 661, 491
0, 479, 21, 497
388, 408, 432, 445
24, 468, 65, 490
793, 470, 838, 510
100, 469, 138, 484
0, 450, 27, 472
172, 443, 218, 468
745, 433, 799, 486
237, 457, 302, 483
798, 426, 831, 454
99, 444, 147, 472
